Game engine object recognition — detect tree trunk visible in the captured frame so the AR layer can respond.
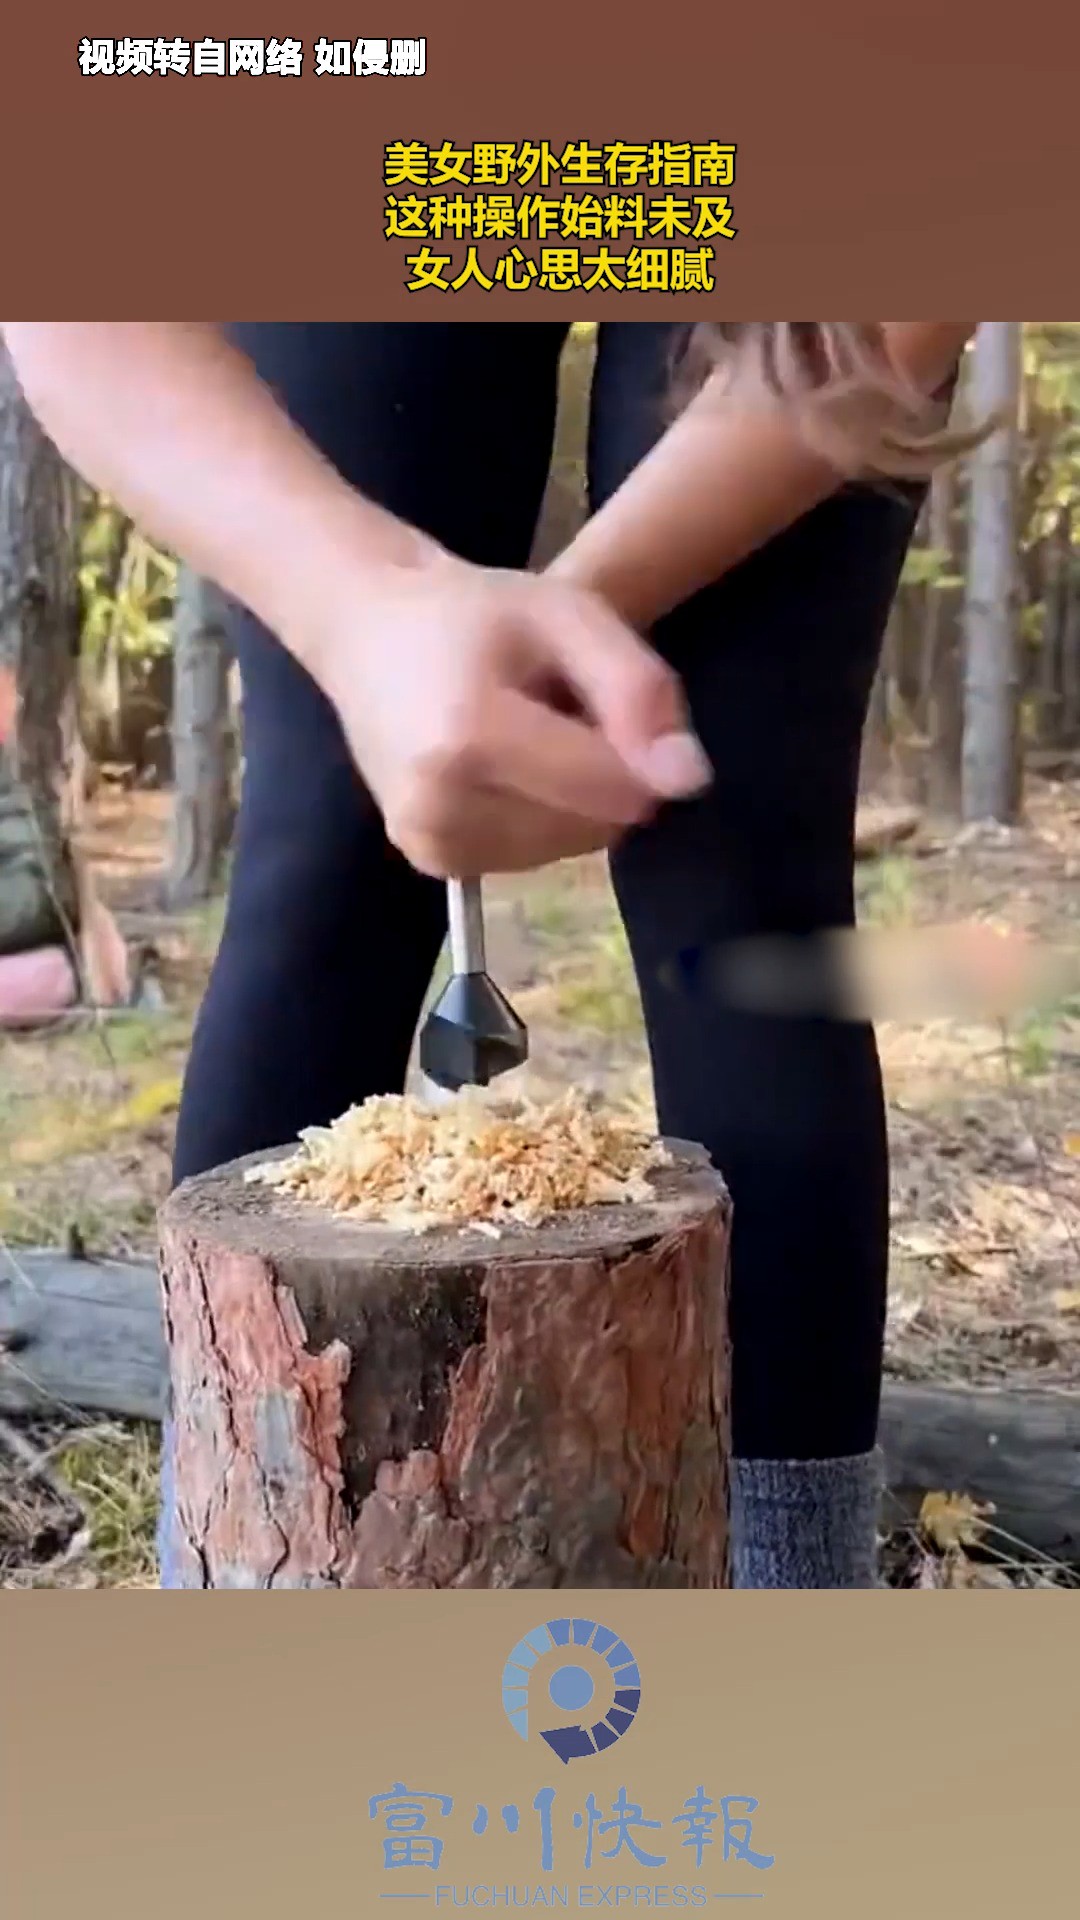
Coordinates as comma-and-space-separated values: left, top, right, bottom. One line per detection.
861, 646, 892, 794
1037, 506, 1071, 744
529, 324, 595, 569
961, 323, 1024, 824
1061, 528, 1080, 747
0, 341, 81, 960
163, 568, 233, 908
861, 609, 904, 796
922, 464, 966, 816
158, 1141, 732, 1590
890, 581, 922, 725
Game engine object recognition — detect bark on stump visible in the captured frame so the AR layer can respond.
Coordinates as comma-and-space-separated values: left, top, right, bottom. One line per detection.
158, 1140, 732, 1590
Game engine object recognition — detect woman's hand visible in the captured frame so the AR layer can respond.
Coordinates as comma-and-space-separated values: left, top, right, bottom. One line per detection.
309, 549, 711, 877
0, 323, 709, 879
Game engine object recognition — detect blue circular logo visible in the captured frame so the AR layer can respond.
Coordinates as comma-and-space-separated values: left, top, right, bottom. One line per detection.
501, 1617, 642, 1764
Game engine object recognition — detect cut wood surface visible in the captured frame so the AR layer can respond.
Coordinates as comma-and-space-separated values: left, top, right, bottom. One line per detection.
157, 1140, 733, 1590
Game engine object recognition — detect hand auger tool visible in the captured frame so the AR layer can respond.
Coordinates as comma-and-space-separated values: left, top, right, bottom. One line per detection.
419, 878, 529, 1095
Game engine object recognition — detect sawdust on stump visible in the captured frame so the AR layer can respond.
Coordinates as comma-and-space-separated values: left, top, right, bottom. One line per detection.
244, 1086, 672, 1232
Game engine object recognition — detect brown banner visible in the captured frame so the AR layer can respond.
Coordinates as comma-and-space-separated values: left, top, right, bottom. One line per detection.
0, 4, 1079, 311
4, 1593, 1078, 1917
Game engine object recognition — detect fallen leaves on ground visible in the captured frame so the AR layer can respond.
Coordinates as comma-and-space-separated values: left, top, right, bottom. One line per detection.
919, 1489, 994, 1551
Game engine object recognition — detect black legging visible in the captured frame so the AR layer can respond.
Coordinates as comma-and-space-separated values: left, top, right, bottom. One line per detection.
172, 322, 922, 1462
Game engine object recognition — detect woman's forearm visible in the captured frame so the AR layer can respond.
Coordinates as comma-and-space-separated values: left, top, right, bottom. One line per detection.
550, 390, 843, 627
0, 322, 442, 678
551, 322, 979, 628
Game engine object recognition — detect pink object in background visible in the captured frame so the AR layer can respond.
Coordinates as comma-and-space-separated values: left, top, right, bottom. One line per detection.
0, 944, 78, 1026
77, 887, 132, 1008
0, 663, 16, 747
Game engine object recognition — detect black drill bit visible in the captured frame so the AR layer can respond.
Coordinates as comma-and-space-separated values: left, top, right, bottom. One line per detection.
419, 879, 528, 1096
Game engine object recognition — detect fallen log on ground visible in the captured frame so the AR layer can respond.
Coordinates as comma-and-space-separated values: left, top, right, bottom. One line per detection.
877, 1382, 1080, 1559
157, 1141, 733, 1589
0, 1246, 167, 1421
6, 1240, 1080, 1562
853, 803, 921, 859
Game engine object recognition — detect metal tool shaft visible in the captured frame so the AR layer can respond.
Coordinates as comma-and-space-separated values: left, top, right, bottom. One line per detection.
420, 876, 528, 1093
446, 878, 486, 976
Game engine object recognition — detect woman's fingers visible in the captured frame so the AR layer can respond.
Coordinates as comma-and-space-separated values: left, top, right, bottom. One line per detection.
340, 560, 713, 881
389, 783, 616, 878
540, 588, 713, 800
474, 688, 658, 827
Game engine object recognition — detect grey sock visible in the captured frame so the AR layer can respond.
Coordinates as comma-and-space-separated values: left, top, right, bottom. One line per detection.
730, 1449, 885, 1589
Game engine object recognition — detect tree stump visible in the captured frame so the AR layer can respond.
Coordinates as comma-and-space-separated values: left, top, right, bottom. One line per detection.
157, 1139, 732, 1590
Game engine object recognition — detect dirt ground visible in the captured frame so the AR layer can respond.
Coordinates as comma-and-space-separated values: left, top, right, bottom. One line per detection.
1, 775, 1078, 1586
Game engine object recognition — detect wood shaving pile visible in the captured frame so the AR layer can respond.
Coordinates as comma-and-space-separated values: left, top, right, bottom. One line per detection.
244, 1087, 670, 1233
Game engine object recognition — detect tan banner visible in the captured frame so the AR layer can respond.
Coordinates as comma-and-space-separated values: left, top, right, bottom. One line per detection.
4, 1593, 1078, 1916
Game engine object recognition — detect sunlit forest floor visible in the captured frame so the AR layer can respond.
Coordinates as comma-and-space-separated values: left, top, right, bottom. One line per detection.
2, 775, 1078, 1587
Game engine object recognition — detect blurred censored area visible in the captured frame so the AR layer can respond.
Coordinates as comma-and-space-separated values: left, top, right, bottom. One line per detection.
661, 921, 1076, 1025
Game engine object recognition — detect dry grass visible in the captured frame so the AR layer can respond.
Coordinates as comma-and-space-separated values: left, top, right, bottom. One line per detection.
882, 1488, 1080, 1589
0, 1418, 159, 1588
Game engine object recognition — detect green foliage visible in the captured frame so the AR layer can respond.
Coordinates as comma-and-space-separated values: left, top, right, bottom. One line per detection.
1007, 990, 1080, 1080
521, 885, 578, 941
54, 1425, 161, 1584
1020, 323, 1080, 532
554, 923, 643, 1038
857, 855, 916, 929
79, 494, 176, 664
901, 543, 964, 593
1010, 1009, 1054, 1079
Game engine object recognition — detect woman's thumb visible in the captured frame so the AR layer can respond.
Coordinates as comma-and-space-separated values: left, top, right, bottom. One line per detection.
548, 593, 712, 799
630, 727, 713, 798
